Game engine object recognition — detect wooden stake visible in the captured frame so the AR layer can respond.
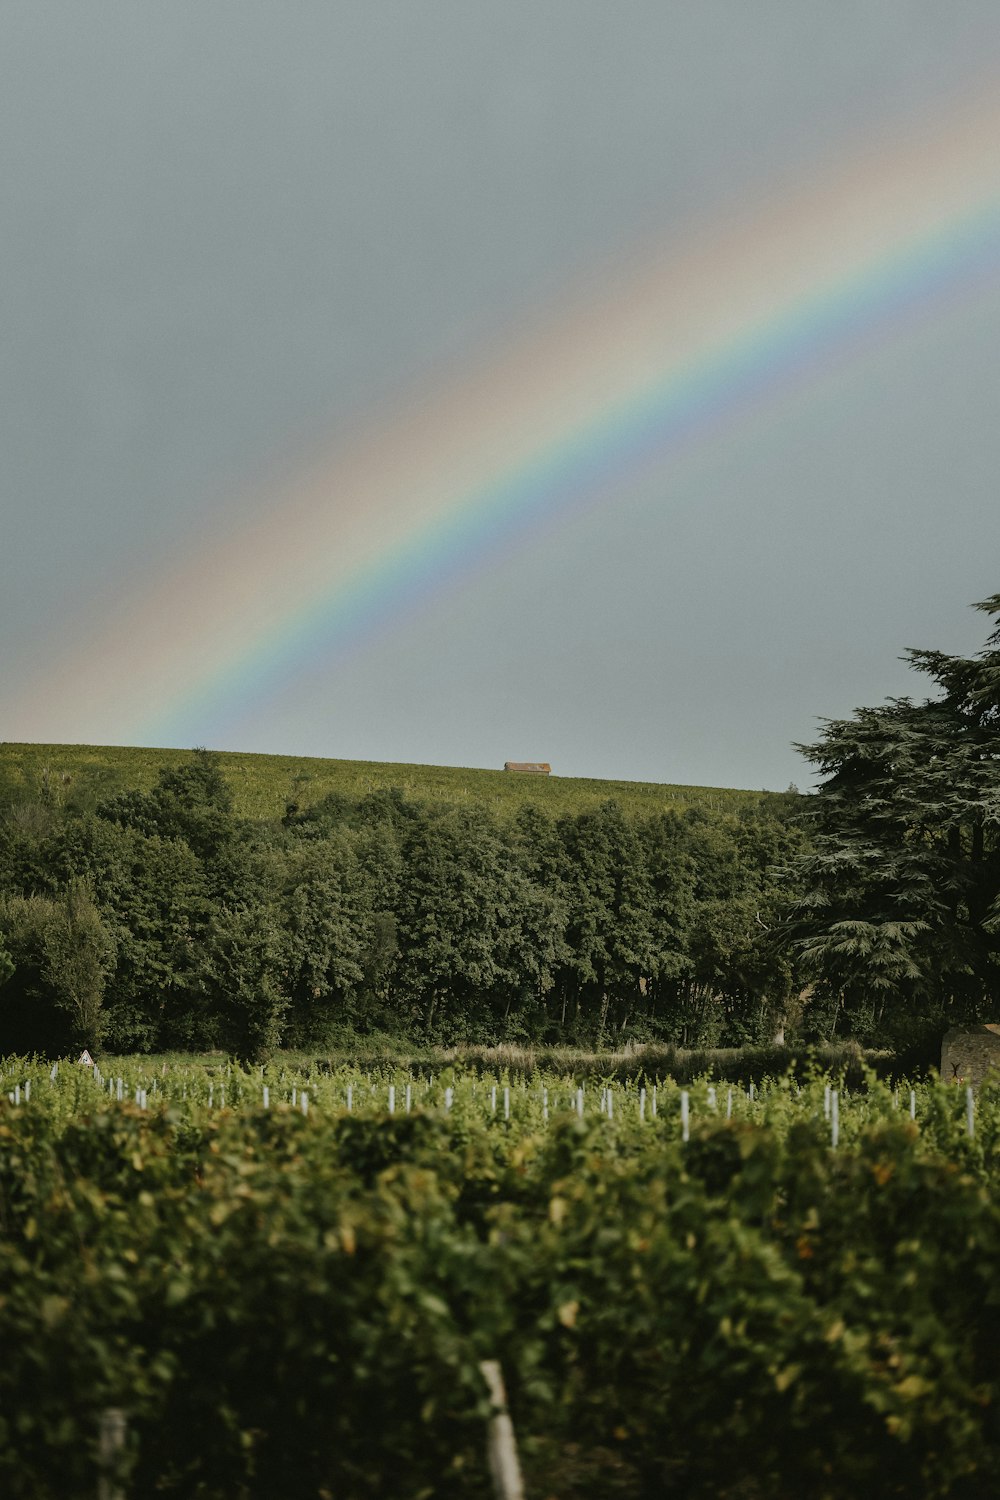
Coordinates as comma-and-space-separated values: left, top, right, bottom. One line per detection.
479, 1361, 525, 1500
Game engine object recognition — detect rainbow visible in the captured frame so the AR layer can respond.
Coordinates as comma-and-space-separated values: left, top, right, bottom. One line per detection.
8, 85, 1000, 748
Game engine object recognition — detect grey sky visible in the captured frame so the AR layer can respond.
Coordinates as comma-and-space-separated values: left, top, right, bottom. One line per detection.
4, 2, 1000, 789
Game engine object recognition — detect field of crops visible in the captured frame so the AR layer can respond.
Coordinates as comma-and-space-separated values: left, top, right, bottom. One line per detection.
0, 740, 767, 822
3, 1055, 999, 1498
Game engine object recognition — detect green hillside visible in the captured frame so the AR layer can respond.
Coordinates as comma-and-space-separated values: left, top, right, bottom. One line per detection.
0, 742, 772, 822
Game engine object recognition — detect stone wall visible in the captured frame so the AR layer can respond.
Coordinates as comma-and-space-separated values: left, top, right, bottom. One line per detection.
940, 1024, 1000, 1088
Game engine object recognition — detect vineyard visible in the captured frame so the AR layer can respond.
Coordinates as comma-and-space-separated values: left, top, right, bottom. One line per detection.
3, 1056, 1000, 1498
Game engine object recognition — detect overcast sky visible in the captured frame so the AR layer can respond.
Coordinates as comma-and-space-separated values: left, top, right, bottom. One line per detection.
4, 2, 1000, 790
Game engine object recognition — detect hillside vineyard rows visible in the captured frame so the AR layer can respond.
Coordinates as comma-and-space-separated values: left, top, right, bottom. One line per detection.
3, 1056, 1000, 1498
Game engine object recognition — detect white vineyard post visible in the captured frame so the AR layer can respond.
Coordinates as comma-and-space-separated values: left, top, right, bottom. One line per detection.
680, 1090, 690, 1143
651, 1084, 657, 1120
824, 1085, 831, 1120
263, 1086, 270, 1109
346, 1084, 353, 1112
607, 1089, 613, 1121
98, 1408, 128, 1500
542, 1087, 548, 1122
24, 1079, 30, 1103
726, 1089, 733, 1119
405, 1083, 412, 1114
910, 1089, 916, 1121
707, 1086, 717, 1111
445, 1086, 453, 1111
479, 1360, 525, 1500
576, 1087, 584, 1119
504, 1086, 510, 1121
388, 1085, 396, 1115
301, 1091, 309, 1116
117, 1078, 124, 1102
639, 1087, 646, 1122
490, 1085, 497, 1115
967, 1086, 975, 1138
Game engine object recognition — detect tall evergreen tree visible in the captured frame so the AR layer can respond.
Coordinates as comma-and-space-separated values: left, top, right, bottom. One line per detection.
788, 594, 1000, 1043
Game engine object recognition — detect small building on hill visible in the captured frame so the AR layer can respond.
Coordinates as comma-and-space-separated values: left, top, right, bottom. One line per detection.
504, 761, 551, 775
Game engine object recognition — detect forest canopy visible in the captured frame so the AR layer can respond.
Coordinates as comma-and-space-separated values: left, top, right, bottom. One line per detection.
0, 749, 804, 1059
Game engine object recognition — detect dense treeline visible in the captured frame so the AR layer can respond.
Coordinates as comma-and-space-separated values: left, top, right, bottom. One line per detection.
0, 751, 807, 1058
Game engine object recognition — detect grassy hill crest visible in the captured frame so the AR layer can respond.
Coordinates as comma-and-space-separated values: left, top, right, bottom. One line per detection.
0, 742, 772, 822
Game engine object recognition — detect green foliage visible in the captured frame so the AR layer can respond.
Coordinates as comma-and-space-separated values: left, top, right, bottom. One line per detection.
788, 594, 1000, 1044
0, 747, 807, 1055
0, 881, 114, 1052
0, 741, 768, 823
198, 902, 287, 1063
2, 1060, 1000, 1497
